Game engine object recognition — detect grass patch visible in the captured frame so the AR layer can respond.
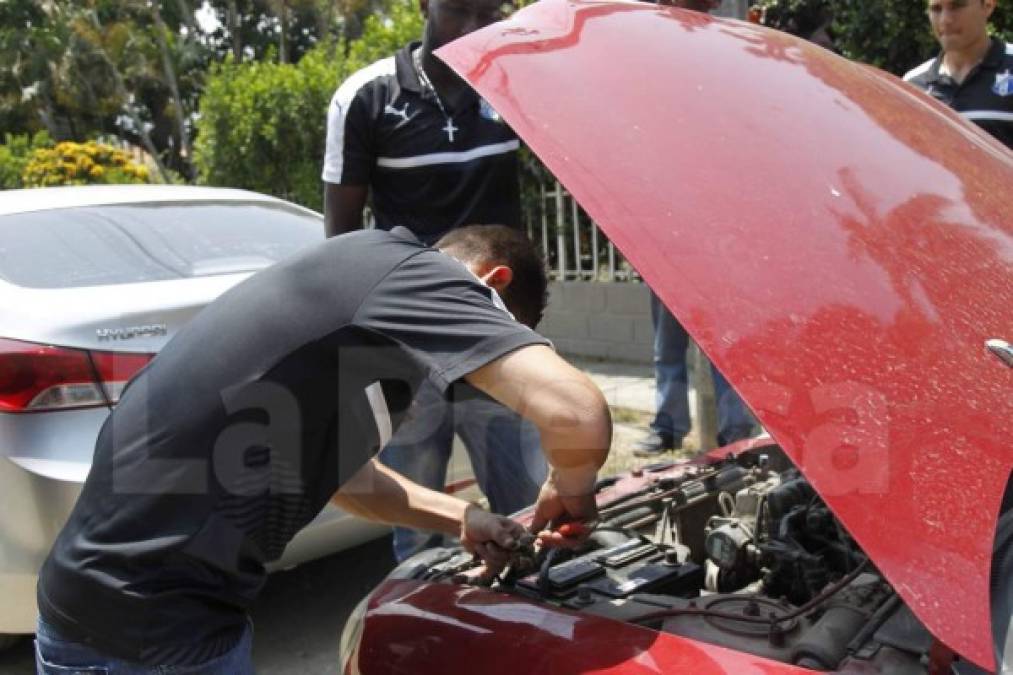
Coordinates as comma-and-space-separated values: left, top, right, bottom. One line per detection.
610, 406, 653, 426
600, 407, 700, 478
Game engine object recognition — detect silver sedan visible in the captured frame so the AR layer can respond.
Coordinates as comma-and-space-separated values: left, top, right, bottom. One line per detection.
0, 186, 412, 649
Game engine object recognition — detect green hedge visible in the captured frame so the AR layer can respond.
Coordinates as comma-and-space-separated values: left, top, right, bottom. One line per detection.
193, 47, 339, 211
0, 132, 52, 189
194, 1, 424, 211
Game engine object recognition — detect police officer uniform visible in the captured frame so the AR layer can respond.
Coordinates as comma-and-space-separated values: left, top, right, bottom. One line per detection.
905, 36, 1013, 150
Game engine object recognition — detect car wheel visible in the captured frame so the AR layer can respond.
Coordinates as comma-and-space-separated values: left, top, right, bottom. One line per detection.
0, 634, 22, 652
994, 509, 1013, 674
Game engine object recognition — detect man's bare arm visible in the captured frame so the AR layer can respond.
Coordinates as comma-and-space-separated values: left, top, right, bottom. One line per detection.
333, 458, 469, 534
332, 458, 525, 570
463, 345, 612, 531
323, 183, 368, 238
464, 345, 611, 480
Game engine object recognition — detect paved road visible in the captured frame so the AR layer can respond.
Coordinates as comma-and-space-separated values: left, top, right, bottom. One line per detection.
0, 536, 395, 675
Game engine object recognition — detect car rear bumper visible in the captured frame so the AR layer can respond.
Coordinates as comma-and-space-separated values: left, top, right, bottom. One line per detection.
0, 457, 84, 634
0, 572, 41, 634
0, 453, 393, 635
0, 407, 104, 635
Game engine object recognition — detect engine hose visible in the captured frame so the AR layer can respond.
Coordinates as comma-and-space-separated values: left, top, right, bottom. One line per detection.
603, 506, 655, 529
632, 559, 870, 627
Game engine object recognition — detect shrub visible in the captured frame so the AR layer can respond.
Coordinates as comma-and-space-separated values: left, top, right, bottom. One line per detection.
0, 132, 52, 189
193, 46, 340, 211
344, 1, 424, 72
21, 140, 150, 187
194, 0, 424, 211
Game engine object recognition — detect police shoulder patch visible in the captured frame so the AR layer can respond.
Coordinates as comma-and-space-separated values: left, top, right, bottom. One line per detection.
993, 69, 1013, 97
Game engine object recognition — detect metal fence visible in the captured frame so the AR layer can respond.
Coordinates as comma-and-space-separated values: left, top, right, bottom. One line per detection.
521, 0, 747, 283
524, 184, 723, 446
523, 180, 641, 284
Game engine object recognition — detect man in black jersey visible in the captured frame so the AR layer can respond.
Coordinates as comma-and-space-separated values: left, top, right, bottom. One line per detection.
323, 0, 521, 242
36, 225, 611, 674
905, 0, 1013, 150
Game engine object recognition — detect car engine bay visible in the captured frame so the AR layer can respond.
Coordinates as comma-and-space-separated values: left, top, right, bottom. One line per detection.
395, 446, 937, 674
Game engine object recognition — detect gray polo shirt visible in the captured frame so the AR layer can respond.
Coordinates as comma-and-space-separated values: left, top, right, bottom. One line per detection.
37, 227, 547, 665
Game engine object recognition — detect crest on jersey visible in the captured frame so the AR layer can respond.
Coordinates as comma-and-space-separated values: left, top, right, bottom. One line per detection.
479, 98, 504, 123
993, 70, 1013, 97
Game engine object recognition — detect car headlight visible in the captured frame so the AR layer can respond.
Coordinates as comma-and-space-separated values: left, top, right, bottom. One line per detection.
338, 547, 458, 673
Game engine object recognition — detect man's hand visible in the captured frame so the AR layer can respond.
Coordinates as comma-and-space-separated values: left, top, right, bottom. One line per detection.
530, 470, 599, 548
460, 505, 527, 575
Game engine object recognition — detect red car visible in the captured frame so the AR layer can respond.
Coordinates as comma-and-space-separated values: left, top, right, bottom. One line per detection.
339, 2, 1013, 673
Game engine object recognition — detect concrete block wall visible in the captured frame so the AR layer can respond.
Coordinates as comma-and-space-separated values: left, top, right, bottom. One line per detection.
539, 281, 654, 364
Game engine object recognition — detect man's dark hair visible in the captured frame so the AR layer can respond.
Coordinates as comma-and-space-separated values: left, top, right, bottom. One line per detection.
436, 225, 549, 329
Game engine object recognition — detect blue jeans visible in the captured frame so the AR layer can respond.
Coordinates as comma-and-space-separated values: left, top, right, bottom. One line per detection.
34, 617, 254, 674
649, 291, 754, 446
379, 380, 547, 561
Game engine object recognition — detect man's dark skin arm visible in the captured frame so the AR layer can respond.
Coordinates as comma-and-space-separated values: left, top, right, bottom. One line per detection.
324, 183, 368, 238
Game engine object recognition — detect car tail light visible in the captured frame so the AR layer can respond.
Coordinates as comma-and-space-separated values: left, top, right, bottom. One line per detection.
0, 338, 154, 413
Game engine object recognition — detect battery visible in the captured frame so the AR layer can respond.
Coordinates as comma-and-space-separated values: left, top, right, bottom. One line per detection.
586, 561, 703, 598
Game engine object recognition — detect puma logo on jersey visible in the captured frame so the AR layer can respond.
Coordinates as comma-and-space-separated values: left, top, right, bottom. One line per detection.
384, 103, 414, 127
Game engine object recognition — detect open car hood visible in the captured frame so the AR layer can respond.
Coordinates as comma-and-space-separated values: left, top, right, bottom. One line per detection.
438, 1, 1013, 668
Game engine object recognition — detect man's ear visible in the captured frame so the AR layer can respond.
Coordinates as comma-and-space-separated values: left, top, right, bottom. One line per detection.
481, 265, 513, 293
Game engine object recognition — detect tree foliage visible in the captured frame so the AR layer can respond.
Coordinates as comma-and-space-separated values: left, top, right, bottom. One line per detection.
17, 0, 1013, 198
756, 0, 1013, 75
0, 0, 389, 184
0, 0, 211, 181
199, 0, 392, 64
193, 47, 339, 210
204, 0, 330, 64
0, 132, 53, 189
194, 0, 423, 210
344, 0, 424, 66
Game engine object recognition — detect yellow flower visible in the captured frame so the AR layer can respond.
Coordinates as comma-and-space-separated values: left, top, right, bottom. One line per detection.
21, 140, 150, 186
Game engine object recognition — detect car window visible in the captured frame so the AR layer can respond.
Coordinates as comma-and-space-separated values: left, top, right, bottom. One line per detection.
0, 201, 324, 289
